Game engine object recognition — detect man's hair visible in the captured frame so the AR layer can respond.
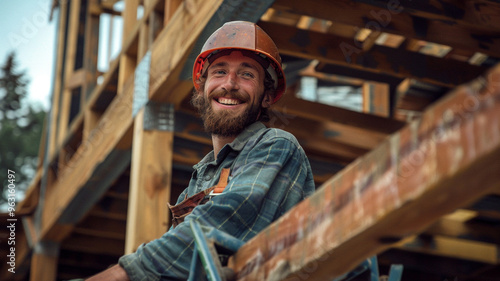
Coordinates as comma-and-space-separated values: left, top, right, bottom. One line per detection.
193, 72, 276, 122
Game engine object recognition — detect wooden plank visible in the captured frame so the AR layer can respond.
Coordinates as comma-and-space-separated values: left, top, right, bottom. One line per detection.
272, 0, 500, 57
299, 62, 365, 87
258, 21, 488, 88
228, 65, 500, 280
362, 81, 390, 117
125, 106, 174, 254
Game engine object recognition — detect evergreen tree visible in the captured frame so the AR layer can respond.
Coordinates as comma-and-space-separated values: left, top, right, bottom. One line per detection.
0, 52, 46, 208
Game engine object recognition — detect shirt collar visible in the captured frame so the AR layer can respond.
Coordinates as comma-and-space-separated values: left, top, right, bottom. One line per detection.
193, 122, 267, 169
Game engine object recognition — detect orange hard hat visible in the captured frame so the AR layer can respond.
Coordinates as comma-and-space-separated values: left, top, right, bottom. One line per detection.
193, 21, 286, 103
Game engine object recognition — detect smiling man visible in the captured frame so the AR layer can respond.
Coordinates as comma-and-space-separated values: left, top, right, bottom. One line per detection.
86, 21, 315, 281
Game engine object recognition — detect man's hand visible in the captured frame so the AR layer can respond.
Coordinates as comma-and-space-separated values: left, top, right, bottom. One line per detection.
86, 264, 130, 281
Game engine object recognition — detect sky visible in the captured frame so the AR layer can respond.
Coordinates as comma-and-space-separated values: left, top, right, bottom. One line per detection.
0, 0, 56, 111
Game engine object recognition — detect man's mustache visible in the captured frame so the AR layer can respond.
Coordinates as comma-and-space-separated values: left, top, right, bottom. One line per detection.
208, 88, 248, 102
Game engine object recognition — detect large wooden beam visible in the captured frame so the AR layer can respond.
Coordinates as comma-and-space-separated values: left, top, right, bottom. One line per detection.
228, 65, 500, 280
258, 21, 488, 87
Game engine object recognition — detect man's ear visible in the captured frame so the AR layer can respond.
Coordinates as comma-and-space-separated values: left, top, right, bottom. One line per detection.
261, 92, 272, 108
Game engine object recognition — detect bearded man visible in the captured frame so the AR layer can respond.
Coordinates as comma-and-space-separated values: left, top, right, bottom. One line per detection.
86, 21, 315, 281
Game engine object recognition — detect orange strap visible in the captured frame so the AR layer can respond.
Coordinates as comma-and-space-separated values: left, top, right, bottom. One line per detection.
212, 168, 230, 194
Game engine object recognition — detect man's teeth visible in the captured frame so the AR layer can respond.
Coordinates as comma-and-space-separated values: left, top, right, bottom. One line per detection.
218, 98, 241, 105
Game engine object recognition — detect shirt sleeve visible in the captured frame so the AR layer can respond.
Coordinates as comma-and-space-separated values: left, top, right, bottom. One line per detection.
119, 135, 314, 280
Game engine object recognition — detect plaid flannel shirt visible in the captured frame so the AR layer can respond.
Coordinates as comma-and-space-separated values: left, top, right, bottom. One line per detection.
119, 122, 316, 280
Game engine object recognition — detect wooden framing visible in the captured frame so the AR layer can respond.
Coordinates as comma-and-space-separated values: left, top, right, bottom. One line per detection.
227, 65, 500, 280
258, 21, 488, 87
273, 0, 500, 57
4, 0, 500, 279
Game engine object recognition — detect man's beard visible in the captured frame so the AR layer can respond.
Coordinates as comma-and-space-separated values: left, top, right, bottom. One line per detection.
191, 89, 262, 137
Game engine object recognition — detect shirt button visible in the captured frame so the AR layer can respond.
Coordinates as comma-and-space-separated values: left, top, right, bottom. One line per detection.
204, 175, 211, 181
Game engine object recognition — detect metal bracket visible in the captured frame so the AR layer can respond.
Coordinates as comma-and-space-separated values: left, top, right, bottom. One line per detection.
133, 50, 151, 117
143, 101, 174, 131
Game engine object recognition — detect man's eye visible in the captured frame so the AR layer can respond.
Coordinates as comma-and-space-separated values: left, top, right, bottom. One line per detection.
242, 72, 254, 78
213, 70, 226, 75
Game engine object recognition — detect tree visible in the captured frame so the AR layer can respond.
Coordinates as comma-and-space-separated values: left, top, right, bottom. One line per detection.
0, 52, 46, 209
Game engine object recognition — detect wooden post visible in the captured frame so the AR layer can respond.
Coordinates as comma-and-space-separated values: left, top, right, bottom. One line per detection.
125, 103, 174, 253
83, 0, 101, 140
57, 0, 81, 148
117, 0, 139, 95
29, 241, 60, 281
362, 81, 390, 117
48, 0, 68, 160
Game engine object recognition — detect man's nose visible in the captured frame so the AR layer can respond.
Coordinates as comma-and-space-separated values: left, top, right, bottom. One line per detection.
222, 72, 240, 91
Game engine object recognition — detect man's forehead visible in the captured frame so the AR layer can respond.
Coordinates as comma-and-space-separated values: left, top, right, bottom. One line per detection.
209, 51, 264, 72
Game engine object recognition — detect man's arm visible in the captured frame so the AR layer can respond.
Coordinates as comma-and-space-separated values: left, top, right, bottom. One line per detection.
86, 264, 130, 281
112, 135, 314, 280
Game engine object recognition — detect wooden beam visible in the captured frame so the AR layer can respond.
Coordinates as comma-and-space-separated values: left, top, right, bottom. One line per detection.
272, 0, 500, 57
276, 89, 404, 136
29, 241, 60, 281
227, 65, 500, 280
423, 216, 500, 247
61, 234, 124, 256
164, 0, 182, 25
258, 21, 488, 87
125, 105, 173, 253
378, 248, 490, 280
397, 235, 499, 264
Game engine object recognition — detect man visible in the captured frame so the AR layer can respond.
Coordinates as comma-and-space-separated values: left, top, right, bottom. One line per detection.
86, 21, 315, 281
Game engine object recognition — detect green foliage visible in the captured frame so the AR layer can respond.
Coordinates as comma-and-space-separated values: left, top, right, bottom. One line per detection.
0, 52, 46, 207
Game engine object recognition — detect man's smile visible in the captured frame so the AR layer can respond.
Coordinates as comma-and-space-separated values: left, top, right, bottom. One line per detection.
215, 97, 244, 105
